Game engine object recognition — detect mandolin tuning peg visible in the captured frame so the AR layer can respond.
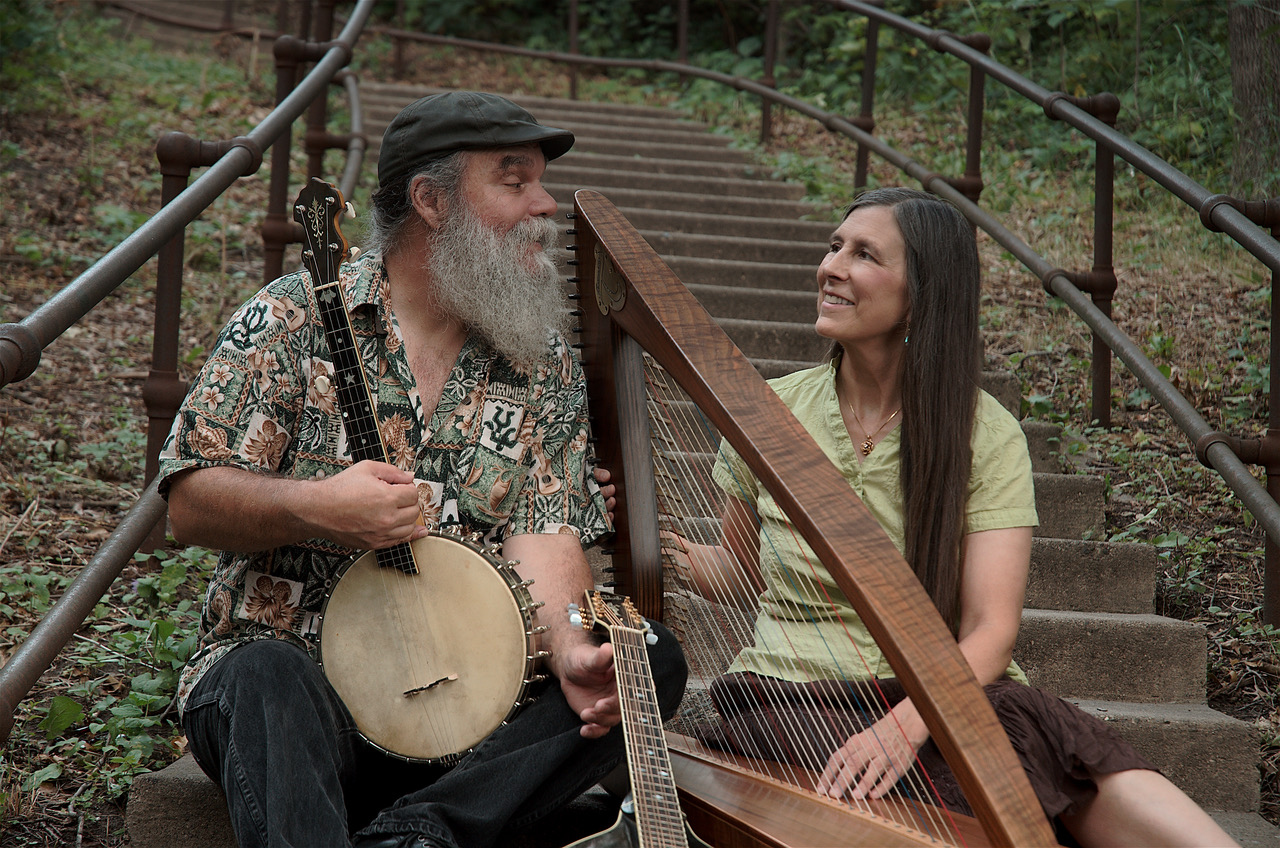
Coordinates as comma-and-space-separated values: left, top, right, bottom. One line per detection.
569, 611, 583, 627
349, 246, 362, 261
344, 201, 356, 218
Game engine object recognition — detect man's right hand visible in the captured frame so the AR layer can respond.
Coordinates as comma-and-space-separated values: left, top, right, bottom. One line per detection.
312, 461, 427, 550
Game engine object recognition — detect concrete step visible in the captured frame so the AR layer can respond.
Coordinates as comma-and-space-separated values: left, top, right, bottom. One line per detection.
1022, 419, 1065, 473
570, 204, 836, 241
1015, 609, 1207, 703
641, 228, 820, 264
1031, 472, 1105, 540
551, 164, 806, 202
555, 150, 780, 180
361, 82, 690, 124
1067, 699, 1261, 815
685, 282, 816, 323
718, 315, 827, 363
366, 103, 735, 152
126, 753, 618, 848
657, 253, 814, 292
559, 180, 818, 217
1026, 538, 1156, 614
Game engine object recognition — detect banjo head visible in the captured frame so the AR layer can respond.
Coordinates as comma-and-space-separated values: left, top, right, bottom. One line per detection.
318, 533, 536, 763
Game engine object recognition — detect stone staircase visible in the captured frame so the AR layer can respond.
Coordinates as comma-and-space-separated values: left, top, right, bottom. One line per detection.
127, 84, 1275, 845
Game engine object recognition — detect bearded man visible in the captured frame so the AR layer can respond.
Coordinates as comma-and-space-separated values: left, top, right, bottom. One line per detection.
157, 91, 687, 848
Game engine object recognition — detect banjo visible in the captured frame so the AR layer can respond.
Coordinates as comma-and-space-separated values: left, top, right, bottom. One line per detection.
293, 177, 545, 764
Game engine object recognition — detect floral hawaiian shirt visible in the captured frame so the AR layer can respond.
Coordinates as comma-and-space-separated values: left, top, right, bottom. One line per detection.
157, 253, 610, 714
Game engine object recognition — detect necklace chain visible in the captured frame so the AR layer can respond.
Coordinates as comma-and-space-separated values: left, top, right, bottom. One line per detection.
846, 400, 901, 456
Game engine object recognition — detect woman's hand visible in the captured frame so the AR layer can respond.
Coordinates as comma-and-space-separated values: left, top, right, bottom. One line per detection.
816, 704, 929, 801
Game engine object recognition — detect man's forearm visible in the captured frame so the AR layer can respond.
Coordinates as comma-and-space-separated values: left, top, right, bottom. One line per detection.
166, 466, 321, 552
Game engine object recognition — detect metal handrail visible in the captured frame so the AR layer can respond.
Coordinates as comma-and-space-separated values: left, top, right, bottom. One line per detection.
0, 0, 378, 743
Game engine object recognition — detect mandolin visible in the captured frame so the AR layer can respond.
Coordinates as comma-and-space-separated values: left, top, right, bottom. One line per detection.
566, 591, 710, 848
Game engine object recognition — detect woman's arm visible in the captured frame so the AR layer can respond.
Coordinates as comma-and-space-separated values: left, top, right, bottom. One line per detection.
817, 525, 1033, 800
665, 495, 765, 610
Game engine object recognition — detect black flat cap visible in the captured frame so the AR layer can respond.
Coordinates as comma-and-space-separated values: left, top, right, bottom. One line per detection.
377, 91, 575, 188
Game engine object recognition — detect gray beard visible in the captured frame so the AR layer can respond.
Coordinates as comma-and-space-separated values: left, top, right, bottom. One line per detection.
426, 203, 568, 370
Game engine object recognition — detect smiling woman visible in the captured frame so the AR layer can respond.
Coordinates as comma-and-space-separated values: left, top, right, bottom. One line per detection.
670, 187, 1239, 847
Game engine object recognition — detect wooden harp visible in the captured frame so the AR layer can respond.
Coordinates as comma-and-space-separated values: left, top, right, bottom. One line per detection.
569, 189, 1057, 847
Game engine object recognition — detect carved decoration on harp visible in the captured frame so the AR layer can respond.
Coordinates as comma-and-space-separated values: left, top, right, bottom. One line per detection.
594, 249, 627, 315
569, 189, 1057, 848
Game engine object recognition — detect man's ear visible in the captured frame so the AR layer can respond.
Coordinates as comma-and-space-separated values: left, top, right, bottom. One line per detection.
410, 176, 447, 231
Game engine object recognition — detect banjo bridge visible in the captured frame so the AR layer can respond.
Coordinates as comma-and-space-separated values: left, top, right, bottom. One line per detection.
403, 674, 458, 697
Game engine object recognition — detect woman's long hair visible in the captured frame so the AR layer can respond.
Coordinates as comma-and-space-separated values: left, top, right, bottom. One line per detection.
831, 188, 982, 634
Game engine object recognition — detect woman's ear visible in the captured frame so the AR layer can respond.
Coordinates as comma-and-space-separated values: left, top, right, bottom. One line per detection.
409, 175, 447, 231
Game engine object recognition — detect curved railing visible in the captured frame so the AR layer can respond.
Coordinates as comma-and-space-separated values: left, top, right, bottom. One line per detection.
0, 0, 378, 742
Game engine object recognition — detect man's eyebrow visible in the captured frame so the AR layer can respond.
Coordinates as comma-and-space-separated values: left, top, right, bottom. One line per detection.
496, 152, 535, 172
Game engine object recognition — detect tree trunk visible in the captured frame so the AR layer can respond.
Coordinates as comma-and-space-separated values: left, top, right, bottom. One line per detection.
1229, 0, 1280, 197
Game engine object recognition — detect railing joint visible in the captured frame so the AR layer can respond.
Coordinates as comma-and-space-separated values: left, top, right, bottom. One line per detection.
1200, 193, 1280, 231
1063, 268, 1118, 299
1039, 267, 1074, 297
956, 32, 992, 54
1196, 431, 1260, 469
1043, 91, 1119, 125
945, 174, 984, 205
0, 322, 42, 385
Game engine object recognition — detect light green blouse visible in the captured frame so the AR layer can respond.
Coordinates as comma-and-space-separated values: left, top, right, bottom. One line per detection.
711, 361, 1038, 684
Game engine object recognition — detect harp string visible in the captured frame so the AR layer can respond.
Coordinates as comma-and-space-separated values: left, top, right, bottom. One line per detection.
638, 355, 960, 840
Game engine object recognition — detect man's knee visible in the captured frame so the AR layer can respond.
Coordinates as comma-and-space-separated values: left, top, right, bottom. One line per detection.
645, 620, 688, 719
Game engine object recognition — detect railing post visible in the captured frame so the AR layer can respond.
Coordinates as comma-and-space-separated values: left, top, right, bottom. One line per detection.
305, 0, 338, 180
144, 132, 261, 549
569, 0, 580, 100
852, 4, 881, 192
949, 33, 989, 206
262, 35, 305, 283
678, 0, 689, 71
1045, 92, 1121, 427
394, 0, 407, 79
1268, 253, 1280, 625
1087, 94, 1121, 427
760, 0, 779, 145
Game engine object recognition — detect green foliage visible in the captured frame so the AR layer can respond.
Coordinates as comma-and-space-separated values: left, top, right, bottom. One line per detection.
1, 416, 208, 806
0, 0, 63, 108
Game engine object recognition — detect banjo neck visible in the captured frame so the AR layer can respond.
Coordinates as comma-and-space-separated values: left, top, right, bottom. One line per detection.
294, 177, 418, 575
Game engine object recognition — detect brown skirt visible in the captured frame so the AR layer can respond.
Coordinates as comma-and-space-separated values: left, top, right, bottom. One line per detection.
697, 672, 1157, 821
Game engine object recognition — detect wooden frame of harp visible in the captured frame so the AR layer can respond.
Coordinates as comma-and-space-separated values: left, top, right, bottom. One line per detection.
569, 190, 1057, 848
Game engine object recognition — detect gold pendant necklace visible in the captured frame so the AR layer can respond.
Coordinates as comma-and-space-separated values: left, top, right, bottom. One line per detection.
847, 402, 901, 456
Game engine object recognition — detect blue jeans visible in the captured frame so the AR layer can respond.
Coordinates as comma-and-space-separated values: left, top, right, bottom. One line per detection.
183, 625, 687, 848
